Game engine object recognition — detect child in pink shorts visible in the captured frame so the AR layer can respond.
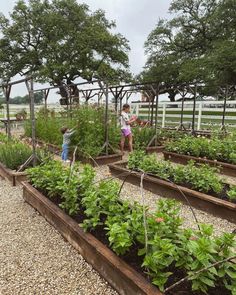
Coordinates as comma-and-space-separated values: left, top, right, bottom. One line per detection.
120, 104, 137, 154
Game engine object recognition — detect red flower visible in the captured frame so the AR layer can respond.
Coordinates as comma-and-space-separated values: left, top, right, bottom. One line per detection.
189, 236, 197, 241
155, 217, 164, 223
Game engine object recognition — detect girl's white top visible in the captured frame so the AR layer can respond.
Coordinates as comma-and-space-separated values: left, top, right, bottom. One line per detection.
120, 111, 131, 130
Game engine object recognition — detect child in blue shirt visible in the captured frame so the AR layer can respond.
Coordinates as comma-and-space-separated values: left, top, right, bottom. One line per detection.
60, 127, 76, 162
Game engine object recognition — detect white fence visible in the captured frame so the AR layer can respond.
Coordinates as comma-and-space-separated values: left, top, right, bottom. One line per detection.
0, 104, 64, 119
131, 100, 236, 130
1, 101, 236, 131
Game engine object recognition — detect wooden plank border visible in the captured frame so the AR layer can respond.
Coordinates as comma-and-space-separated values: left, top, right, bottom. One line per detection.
22, 182, 161, 295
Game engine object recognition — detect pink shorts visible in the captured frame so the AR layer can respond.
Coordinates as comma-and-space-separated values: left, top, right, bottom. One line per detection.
121, 128, 132, 137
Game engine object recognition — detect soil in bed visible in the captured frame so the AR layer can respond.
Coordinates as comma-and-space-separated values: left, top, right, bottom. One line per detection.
36, 188, 231, 295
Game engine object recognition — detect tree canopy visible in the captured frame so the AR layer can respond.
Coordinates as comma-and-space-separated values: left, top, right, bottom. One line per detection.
140, 0, 236, 101
0, 0, 131, 98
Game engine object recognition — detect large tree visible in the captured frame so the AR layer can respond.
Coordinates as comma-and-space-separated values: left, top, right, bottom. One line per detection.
140, 0, 236, 101
0, 0, 131, 99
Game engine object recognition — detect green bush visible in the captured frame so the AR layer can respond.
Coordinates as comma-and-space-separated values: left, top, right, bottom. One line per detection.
0, 141, 32, 170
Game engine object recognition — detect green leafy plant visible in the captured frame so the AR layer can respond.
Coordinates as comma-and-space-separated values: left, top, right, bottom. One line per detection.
132, 127, 186, 150
0, 140, 33, 170
166, 136, 236, 164
227, 186, 236, 202
128, 151, 224, 195
127, 149, 146, 169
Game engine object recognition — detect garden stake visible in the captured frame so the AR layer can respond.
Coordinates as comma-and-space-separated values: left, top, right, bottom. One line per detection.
163, 255, 236, 294
117, 168, 136, 198
137, 169, 201, 231
70, 146, 78, 170
140, 172, 148, 254
93, 169, 136, 186
80, 150, 100, 169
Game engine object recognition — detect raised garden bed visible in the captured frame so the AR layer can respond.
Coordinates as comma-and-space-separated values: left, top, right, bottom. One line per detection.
163, 151, 236, 177
0, 161, 26, 186
36, 139, 62, 155
24, 137, 122, 166
146, 146, 165, 154
108, 161, 236, 224
163, 127, 212, 138
76, 153, 123, 166
22, 181, 160, 295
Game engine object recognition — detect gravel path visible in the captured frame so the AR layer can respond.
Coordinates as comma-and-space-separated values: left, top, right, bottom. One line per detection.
95, 164, 236, 236
0, 180, 117, 295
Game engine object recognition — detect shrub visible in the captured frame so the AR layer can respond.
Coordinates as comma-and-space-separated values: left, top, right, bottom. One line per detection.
0, 141, 33, 170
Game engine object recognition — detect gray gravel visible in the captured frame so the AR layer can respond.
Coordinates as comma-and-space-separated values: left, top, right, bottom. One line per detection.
0, 180, 117, 295
95, 164, 236, 235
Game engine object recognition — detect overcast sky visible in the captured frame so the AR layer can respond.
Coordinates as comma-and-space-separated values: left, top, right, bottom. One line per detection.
0, 0, 172, 101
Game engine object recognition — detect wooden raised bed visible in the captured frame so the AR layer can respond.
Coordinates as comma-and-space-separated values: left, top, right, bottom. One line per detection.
0, 162, 27, 186
146, 146, 165, 154
76, 153, 123, 166
163, 151, 236, 177
108, 161, 236, 224
24, 137, 122, 166
22, 182, 160, 295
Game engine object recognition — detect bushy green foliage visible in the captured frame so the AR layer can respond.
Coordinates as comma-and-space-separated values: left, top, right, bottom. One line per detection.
128, 151, 225, 195
228, 186, 236, 202
0, 140, 33, 170
132, 127, 155, 149
27, 161, 94, 215
0, 133, 8, 143
141, 0, 236, 99
166, 136, 236, 164
27, 160, 236, 293
24, 116, 66, 146
132, 128, 186, 150
70, 107, 120, 157
0, 0, 130, 84
25, 106, 120, 157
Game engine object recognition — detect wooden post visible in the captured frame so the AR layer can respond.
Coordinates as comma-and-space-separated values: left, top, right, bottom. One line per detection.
44, 89, 49, 109
154, 84, 159, 140
2, 85, 12, 139
197, 101, 202, 131
180, 95, 185, 128
177, 87, 187, 131
221, 85, 228, 130
191, 84, 197, 135
98, 80, 117, 156
26, 77, 37, 166
104, 82, 109, 155
150, 94, 155, 126
162, 103, 166, 128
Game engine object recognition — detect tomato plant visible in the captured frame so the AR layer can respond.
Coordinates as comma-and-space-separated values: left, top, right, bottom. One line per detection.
25, 106, 120, 157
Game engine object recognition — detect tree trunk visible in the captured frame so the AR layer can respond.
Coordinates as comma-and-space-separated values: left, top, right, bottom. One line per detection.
168, 89, 177, 102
